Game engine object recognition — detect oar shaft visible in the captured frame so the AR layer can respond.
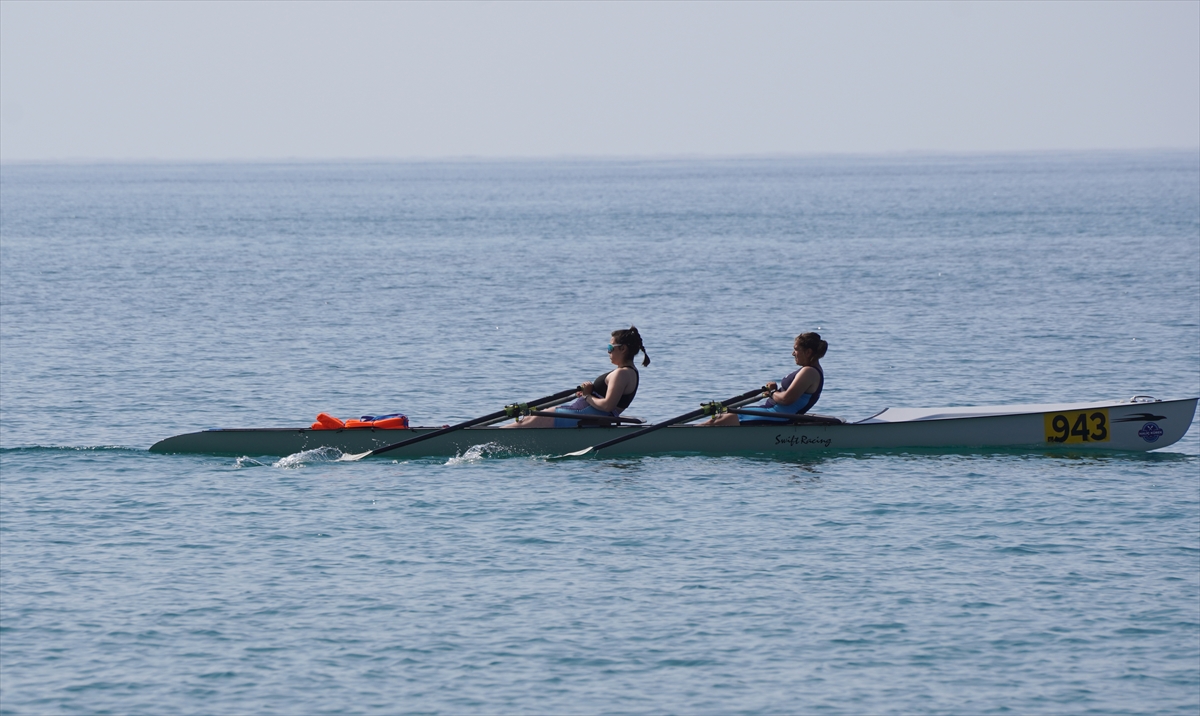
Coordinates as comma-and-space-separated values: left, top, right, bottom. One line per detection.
719, 394, 772, 412
580, 387, 767, 455
525, 411, 645, 425
475, 394, 579, 427
368, 387, 580, 456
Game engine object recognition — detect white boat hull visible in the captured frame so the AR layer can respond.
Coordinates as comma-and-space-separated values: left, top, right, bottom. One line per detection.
148, 397, 1198, 458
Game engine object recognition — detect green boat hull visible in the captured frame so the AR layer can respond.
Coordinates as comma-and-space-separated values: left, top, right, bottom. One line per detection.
149, 397, 1197, 458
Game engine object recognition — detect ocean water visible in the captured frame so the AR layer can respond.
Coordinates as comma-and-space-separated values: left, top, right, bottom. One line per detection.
1, 153, 1198, 714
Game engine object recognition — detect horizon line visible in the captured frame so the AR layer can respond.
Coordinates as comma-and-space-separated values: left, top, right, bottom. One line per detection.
3, 146, 1199, 167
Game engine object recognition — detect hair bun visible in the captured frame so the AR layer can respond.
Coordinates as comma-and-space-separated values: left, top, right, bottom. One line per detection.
796, 332, 829, 360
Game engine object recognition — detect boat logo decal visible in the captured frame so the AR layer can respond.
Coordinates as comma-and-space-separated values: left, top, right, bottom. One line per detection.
1113, 412, 1166, 423
1044, 409, 1110, 444
1138, 423, 1164, 443
775, 434, 832, 448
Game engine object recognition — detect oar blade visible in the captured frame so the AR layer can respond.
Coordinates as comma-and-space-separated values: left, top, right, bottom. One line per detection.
552, 446, 595, 460
338, 450, 373, 462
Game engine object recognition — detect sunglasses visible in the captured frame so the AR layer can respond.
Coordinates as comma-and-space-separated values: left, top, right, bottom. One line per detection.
607, 343, 625, 353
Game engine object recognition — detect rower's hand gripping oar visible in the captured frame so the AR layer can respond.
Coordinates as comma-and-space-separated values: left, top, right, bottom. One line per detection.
339, 387, 581, 461
556, 386, 770, 459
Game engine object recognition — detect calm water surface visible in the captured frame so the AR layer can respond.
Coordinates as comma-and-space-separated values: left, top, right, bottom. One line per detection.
2, 154, 1198, 714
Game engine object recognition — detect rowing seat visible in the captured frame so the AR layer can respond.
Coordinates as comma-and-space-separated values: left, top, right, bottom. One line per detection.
577, 416, 646, 427
789, 413, 843, 425
730, 407, 844, 425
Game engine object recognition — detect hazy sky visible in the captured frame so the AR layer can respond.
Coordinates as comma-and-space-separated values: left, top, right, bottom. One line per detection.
1, 1, 1197, 161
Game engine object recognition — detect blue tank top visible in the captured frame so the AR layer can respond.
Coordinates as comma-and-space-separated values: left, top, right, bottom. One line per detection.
764, 364, 823, 415
592, 366, 639, 412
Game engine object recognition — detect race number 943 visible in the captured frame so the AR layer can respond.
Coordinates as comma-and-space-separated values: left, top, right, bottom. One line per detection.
1043, 409, 1109, 444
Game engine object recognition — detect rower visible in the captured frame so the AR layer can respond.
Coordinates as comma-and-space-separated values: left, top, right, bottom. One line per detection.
504, 326, 650, 428
704, 332, 827, 426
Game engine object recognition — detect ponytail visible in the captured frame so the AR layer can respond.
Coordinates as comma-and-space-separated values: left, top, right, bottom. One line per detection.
612, 326, 650, 367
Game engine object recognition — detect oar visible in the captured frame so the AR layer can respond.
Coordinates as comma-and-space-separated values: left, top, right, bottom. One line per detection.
525, 411, 645, 425
340, 387, 581, 461
557, 386, 769, 458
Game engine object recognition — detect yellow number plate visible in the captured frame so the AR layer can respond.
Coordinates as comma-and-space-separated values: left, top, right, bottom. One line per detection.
1044, 409, 1109, 444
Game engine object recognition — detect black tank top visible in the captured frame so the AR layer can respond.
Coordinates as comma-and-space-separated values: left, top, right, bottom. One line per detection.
593, 366, 639, 412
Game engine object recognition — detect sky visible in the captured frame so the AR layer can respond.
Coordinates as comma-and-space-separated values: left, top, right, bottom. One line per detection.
1, 0, 1197, 161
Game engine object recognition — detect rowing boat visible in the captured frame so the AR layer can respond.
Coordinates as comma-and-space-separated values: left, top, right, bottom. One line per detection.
149, 396, 1197, 458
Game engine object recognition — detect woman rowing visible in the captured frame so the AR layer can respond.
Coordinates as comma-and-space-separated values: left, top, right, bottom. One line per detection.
504, 326, 650, 428
705, 332, 827, 426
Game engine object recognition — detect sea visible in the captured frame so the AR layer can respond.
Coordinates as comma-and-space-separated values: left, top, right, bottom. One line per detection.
1, 153, 1198, 715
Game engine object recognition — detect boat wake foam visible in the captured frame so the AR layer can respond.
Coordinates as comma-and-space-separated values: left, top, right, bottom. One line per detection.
228, 446, 348, 470
269, 446, 345, 469
445, 442, 503, 465
233, 456, 268, 469
2, 445, 141, 454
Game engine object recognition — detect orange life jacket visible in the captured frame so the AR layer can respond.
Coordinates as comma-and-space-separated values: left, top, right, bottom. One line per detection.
311, 413, 409, 430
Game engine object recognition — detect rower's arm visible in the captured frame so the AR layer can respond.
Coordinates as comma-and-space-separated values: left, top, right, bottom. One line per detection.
772, 367, 817, 406
585, 367, 633, 413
